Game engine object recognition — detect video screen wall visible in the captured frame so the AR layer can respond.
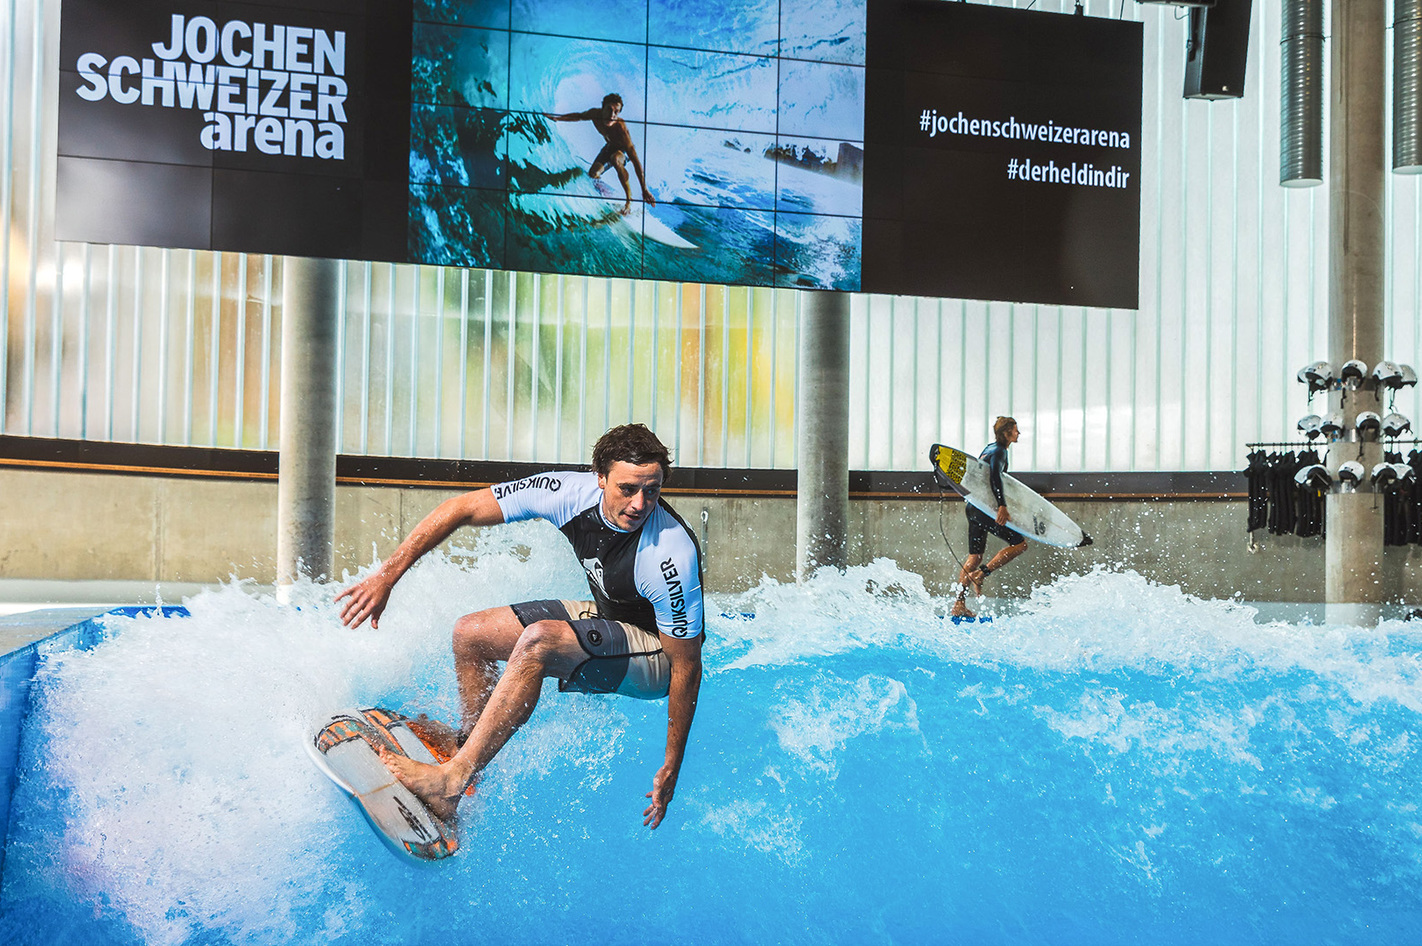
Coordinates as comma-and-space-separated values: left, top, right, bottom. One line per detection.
56, 0, 1142, 308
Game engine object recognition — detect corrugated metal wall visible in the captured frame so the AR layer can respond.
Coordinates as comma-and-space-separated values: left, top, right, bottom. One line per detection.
3, 0, 1420, 472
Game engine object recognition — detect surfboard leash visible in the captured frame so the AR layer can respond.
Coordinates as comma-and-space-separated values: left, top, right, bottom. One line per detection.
936, 482, 969, 576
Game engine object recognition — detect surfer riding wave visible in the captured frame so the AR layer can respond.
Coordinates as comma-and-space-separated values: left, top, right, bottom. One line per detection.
335, 424, 704, 832
546, 93, 656, 215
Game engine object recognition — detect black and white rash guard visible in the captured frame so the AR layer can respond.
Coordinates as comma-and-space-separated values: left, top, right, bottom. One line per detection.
492, 470, 705, 640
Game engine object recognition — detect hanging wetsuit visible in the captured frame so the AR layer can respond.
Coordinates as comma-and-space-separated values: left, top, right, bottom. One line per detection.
1383, 450, 1408, 547
1269, 452, 1297, 536
1411, 450, 1422, 545
1245, 450, 1268, 533
1294, 450, 1325, 539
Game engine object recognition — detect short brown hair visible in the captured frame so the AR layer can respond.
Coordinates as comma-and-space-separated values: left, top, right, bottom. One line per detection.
592, 424, 671, 479
993, 415, 1017, 446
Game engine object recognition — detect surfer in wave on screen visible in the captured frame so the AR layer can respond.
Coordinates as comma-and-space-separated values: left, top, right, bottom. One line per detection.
952, 416, 1029, 618
546, 93, 656, 215
335, 424, 703, 831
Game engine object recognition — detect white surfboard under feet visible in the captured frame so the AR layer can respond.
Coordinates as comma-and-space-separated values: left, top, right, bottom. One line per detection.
307, 708, 460, 865
591, 179, 697, 248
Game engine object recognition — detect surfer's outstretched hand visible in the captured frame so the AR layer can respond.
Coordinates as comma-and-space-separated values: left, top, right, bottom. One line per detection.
336, 568, 395, 629
643, 763, 678, 829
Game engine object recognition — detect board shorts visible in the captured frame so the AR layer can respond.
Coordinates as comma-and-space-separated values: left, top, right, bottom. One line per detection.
965, 503, 1026, 555
590, 142, 628, 174
509, 599, 670, 700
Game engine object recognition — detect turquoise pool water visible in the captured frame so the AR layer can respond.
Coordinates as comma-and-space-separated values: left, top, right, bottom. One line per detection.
1, 521, 1420, 944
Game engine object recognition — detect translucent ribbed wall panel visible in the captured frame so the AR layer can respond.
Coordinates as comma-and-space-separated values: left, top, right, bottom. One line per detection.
325, 268, 800, 467
3, 0, 1421, 472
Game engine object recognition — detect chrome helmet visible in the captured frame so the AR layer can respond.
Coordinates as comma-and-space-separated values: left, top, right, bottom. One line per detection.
1339, 359, 1369, 390
1373, 361, 1404, 389
1371, 462, 1399, 490
1382, 413, 1413, 439
1297, 360, 1335, 394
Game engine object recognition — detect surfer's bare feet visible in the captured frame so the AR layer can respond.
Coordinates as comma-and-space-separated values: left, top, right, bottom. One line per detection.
409, 714, 463, 760
375, 745, 462, 826
407, 715, 480, 797
619, 202, 632, 215
950, 592, 975, 619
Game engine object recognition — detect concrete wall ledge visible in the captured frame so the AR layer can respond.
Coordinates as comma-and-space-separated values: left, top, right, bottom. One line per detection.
1, 454, 1418, 605
0, 579, 254, 612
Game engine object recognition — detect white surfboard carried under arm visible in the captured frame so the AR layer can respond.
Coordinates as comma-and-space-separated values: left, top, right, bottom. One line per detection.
929, 443, 1093, 549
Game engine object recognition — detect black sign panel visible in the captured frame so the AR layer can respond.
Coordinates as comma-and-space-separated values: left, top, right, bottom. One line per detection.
56, 0, 410, 260
861, 1, 1142, 307
55, 0, 1140, 308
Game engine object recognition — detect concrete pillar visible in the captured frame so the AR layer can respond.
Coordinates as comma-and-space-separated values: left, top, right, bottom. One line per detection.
1324, 0, 1392, 623
276, 256, 340, 598
796, 291, 851, 580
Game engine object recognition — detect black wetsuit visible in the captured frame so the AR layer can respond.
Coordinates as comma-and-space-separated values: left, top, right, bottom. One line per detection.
966, 441, 1024, 555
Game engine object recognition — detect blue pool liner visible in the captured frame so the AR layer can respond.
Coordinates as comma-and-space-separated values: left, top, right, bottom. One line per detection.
0, 607, 188, 887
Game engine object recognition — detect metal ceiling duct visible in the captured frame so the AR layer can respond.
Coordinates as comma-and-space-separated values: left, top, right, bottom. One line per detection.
1281, 0, 1324, 186
1397, 0, 1422, 172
